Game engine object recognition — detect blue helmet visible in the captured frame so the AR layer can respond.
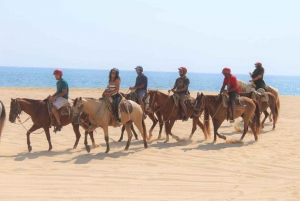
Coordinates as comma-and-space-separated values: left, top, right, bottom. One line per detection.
135, 65, 143, 72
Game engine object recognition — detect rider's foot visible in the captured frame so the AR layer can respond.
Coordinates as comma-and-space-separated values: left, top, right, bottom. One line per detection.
54, 124, 62, 132
182, 116, 188, 122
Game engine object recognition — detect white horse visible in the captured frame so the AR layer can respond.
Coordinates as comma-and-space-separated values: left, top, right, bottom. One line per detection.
0, 100, 6, 140
72, 97, 148, 153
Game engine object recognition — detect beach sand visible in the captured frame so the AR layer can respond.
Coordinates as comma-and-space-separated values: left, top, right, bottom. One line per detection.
0, 87, 299, 200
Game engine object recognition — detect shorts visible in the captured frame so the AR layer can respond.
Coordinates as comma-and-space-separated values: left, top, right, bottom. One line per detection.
137, 89, 147, 99
53, 97, 68, 109
179, 93, 186, 102
229, 92, 239, 102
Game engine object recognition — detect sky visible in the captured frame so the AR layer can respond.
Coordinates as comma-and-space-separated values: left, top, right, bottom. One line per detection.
0, 0, 299, 75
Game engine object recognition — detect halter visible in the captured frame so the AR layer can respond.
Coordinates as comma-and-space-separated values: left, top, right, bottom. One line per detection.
10, 98, 22, 120
148, 91, 171, 114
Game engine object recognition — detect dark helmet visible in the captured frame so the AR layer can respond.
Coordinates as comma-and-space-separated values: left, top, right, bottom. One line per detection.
135, 65, 143, 72
53, 69, 63, 75
111, 68, 119, 73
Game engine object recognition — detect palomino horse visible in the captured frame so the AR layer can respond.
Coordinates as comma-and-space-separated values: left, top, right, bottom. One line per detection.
194, 93, 261, 143
72, 97, 148, 153
238, 79, 280, 121
119, 91, 164, 141
240, 91, 278, 130
9, 98, 95, 152
0, 100, 6, 139
146, 90, 209, 143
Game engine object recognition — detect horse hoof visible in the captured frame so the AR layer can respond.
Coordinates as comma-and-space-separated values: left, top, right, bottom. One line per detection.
86, 146, 91, 153
124, 148, 129, 151
118, 139, 122, 142
73, 146, 77, 149
28, 146, 32, 152
105, 149, 110, 153
163, 140, 168, 143
135, 137, 139, 141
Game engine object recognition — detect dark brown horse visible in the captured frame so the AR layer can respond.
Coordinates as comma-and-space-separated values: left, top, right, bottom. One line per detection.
146, 90, 208, 143
9, 98, 94, 152
240, 91, 278, 130
119, 92, 164, 141
0, 100, 6, 139
194, 93, 261, 143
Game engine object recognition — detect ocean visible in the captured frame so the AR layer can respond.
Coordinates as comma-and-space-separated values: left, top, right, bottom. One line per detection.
0, 67, 299, 95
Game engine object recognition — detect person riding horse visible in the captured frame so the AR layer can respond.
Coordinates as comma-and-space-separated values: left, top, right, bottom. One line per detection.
103, 68, 122, 127
249, 62, 266, 90
168, 66, 189, 122
48, 69, 69, 132
220, 67, 240, 123
129, 65, 148, 119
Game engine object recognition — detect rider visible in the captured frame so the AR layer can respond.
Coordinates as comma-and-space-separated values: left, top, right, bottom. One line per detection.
129, 66, 148, 119
249, 62, 266, 90
220, 67, 240, 123
168, 66, 190, 122
103, 68, 122, 127
50, 69, 69, 132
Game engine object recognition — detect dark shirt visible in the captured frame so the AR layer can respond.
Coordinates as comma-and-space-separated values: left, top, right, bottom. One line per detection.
134, 73, 147, 91
251, 67, 266, 88
55, 78, 69, 99
175, 76, 190, 94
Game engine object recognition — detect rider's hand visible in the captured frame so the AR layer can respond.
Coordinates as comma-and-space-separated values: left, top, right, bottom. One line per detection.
249, 80, 253, 83
51, 96, 56, 103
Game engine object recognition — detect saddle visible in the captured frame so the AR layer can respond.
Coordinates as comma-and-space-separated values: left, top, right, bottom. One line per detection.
47, 100, 72, 126
221, 92, 246, 110
172, 93, 195, 108
251, 88, 269, 104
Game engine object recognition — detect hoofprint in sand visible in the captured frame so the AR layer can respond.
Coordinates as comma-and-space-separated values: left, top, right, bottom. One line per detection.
0, 87, 299, 201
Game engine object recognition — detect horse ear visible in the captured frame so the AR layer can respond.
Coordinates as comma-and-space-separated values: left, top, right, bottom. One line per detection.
79, 97, 82, 101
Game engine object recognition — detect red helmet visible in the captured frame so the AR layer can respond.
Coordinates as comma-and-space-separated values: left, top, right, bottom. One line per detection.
222, 67, 231, 74
178, 66, 187, 74
255, 62, 262, 67
53, 69, 63, 75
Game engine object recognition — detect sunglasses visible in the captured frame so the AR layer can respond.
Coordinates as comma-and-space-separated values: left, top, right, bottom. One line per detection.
111, 71, 117, 74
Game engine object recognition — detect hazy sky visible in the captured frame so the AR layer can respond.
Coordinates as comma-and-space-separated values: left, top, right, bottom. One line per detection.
0, 0, 299, 75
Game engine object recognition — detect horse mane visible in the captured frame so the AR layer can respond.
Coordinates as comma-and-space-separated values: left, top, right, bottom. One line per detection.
204, 95, 219, 104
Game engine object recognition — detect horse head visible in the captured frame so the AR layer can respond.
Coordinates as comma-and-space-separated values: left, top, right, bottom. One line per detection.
194, 92, 205, 116
146, 90, 158, 113
72, 97, 84, 124
9, 98, 21, 123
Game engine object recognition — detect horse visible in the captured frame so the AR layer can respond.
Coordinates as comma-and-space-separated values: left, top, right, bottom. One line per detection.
194, 93, 261, 143
119, 91, 164, 141
72, 97, 148, 153
9, 98, 95, 152
146, 90, 209, 143
0, 100, 6, 139
240, 91, 278, 130
238, 79, 280, 121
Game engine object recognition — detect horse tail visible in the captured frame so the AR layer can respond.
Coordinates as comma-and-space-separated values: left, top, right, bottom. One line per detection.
252, 100, 261, 135
204, 107, 211, 136
274, 100, 279, 125
142, 119, 150, 142
0, 100, 6, 140
277, 98, 280, 119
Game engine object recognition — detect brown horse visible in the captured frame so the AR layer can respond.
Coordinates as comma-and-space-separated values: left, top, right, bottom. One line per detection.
0, 100, 6, 139
9, 98, 94, 152
146, 90, 208, 143
194, 93, 261, 143
240, 91, 278, 130
119, 92, 164, 141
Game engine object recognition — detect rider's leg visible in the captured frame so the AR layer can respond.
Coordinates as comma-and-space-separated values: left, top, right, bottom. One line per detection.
180, 93, 188, 121
113, 94, 121, 125
230, 93, 237, 123
138, 90, 147, 119
51, 105, 62, 131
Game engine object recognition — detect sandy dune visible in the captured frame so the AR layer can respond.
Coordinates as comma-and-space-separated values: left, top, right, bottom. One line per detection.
0, 87, 299, 200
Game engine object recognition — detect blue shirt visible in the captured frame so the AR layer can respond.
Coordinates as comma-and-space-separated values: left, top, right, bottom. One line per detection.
134, 74, 147, 91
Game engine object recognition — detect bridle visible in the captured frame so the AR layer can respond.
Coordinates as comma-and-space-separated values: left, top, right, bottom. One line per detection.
148, 91, 171, 113
10, 98, 22, 120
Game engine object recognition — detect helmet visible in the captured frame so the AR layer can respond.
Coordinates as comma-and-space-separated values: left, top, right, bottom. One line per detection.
53, 69, 63, 75
222, 67, 231, 74
255, 62, 262, 67
111, 68, 119, 73
178, 66, 187, 74
135, 65, 143, 72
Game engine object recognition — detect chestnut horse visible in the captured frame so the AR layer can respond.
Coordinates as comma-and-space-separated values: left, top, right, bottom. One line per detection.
0, 100, 6, 139
194, 93, 261, 143
119, 92, 164, 141
240, 91, 278, 130
146, 90, 209, 143
9, 98, 94, 152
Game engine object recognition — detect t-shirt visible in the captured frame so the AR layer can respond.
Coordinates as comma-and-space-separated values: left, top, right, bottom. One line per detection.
55, 79, 69, 99
251, 67, 266, 88
223, 75, 240, 93
175, 76, 190, 94
134, 74, 147, 91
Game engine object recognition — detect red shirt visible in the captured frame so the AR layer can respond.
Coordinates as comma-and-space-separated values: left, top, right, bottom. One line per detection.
223, 74, 240, 93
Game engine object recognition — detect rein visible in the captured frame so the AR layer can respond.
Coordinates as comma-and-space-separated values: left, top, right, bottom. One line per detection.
197, 95, 223, 121
149, 91, 171, 114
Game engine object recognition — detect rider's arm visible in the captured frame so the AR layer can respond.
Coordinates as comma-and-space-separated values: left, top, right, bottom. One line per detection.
55, 89, 67, 98
220, 84, 226, 94
133, 76, 147, 90
107, 79, 120, 95
228, 84, 237, 93
175, 84, 188, 93
251, 74, 262, 81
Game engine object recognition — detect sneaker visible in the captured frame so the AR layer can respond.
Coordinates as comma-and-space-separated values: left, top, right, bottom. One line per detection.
230, 119, 235, 123
54, 124, 62, 132
182, 116, 188, 122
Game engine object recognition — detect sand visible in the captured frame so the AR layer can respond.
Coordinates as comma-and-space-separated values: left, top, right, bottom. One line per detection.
0, 87, 299, 201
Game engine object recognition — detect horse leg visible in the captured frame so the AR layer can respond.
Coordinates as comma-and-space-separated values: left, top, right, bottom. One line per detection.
89, 131, 97, 148
124, 122, 133, 150
71, 124, 81, 149
169, 119, 180, 141
189, 117, 197, 139
262, 110, 269, 129
103, 126, 110, 153
131, 123, 139, 140
26, 124, 41, 152
147, 113, 157, 140
197, 118, 207, 140
84, 131, 91, 153
164, 120, 170, 143
44, 127, 52, 151
118, 125, 126, 142
212, 119, 225, 143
